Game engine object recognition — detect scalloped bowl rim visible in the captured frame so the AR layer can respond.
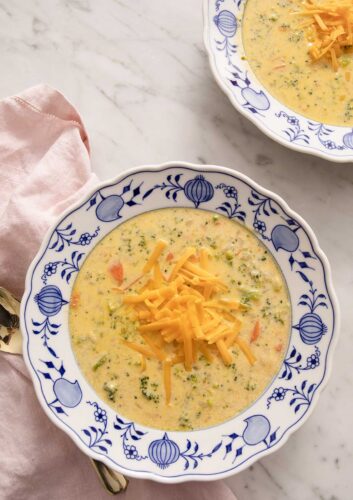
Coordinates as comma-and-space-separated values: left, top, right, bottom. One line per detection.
20, 161, 340, 482
203, 0, 353, 163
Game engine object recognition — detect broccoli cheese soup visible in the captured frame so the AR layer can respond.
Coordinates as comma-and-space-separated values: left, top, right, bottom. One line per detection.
69, 208, 290, 431
243, 0, 353, 126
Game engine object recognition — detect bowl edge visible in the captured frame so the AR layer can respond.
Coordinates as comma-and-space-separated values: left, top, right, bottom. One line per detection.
202, 0, 353, 164
20, 160, 341, 482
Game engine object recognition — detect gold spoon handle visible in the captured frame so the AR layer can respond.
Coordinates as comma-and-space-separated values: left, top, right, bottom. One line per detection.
91, 459, 128, 494
0, 287, 22, 354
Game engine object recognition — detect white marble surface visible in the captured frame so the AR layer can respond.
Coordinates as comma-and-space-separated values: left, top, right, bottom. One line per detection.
1, 1, 352, 499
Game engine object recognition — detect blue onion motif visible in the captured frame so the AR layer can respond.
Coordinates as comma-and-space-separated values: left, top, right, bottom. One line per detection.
223, 414, 277, 463
53, 378, 82, 408
184, 175, 214, 208
229, 74, 270, 114
271, 225, 299, 252
294, 312, 327, 345
243, 415, 270, 446
87, 181, 143, 221
38, 360, 82, 414
343, 129, 353, 149
241, 88, 270, 111
214, 10, 237, 37
34, 285, 68, 317
148, 433, 180, 469
96, 195, 124, 222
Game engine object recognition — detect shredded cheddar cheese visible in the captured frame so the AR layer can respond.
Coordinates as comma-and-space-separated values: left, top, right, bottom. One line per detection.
121, 241, 256, 404
142, 239, 168, 273
140, 354, 146, 372
123, 341, 157, 359
298, 1, 353, 70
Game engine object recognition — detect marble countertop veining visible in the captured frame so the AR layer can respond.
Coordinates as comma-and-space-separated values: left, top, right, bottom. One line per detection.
1, 1, 352, 499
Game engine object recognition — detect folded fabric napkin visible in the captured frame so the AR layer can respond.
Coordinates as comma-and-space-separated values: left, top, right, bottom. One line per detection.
0, 85, 237, 500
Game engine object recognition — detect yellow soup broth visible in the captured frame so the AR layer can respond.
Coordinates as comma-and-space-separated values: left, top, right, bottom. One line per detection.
243, 0, 353, 126
69, 208, 290, 431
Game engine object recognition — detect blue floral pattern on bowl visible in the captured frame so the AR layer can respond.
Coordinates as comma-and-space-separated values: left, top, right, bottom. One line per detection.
204, 0, 353, 162
21, 163, 338, 481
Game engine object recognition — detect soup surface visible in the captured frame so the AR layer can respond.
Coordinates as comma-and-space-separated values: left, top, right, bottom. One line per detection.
243, 0, 353, 126
70, 208, 290, 430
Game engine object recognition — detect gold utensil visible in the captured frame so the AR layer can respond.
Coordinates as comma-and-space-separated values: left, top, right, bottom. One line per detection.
91, 459, 128, 494
0, 287, 22, 354
0, 286, 128, 495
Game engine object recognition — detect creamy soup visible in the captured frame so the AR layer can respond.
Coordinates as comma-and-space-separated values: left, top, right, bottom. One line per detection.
69, 208, 290, 431
243, 0, 353, 126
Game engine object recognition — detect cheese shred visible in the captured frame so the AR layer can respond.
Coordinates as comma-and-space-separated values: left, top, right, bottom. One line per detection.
297, 1, 353, 70
122, 241, 256, 404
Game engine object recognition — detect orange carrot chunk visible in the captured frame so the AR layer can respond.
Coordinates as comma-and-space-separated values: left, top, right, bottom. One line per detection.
250, 320, 261, 343
275, 343, 283, 352
109, 262, 124, 284
71, 292, 80, 308
166, 252, 174, 262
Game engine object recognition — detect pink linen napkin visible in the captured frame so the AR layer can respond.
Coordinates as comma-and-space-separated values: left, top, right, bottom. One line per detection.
0, 85, 237, 500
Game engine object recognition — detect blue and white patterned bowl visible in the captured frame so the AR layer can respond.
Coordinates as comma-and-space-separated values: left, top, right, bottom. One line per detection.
204, 0, 353, 162
21, 162, 339, 482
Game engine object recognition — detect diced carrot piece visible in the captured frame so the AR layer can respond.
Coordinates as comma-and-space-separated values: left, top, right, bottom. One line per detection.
109, 262, 124, 284
71, 292, 80, 308
250, 320, 261, 343
275, 343, 283, 352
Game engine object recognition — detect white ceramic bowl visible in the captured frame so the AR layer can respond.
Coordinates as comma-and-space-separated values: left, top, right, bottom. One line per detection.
21, 162, 339, 482
204, 0, 353, 162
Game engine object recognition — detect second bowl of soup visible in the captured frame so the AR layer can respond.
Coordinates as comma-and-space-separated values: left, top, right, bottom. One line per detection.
204, 0, 353, 161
